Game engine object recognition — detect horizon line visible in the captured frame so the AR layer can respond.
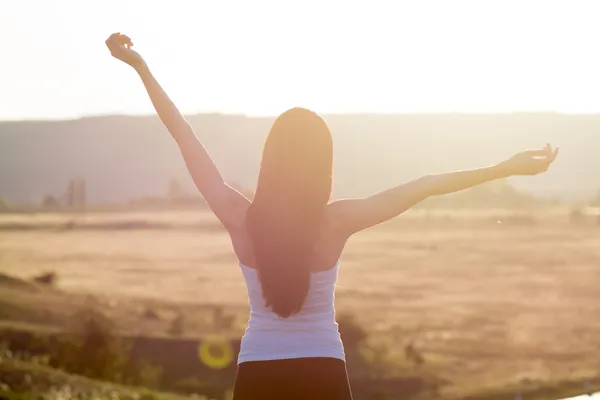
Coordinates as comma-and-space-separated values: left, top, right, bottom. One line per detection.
4, 109, 600, 123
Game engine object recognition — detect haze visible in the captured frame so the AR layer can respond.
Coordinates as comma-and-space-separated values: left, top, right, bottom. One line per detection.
3, 0, 600, 121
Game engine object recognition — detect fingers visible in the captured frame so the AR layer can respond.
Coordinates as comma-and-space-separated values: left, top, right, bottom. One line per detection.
543, 143, 559, 163
528, 143, 558, 159
551, 147, 559, 162
105, 32, 133, 49
105, 32, 120, 44
105, 33, 120, 51
525, 149, 549, 158
515, 143, 558, 175
542, 145, 559, 171
122, 34, 133, 45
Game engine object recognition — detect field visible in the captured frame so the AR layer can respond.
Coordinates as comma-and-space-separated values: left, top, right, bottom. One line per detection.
1, 209, 599, 399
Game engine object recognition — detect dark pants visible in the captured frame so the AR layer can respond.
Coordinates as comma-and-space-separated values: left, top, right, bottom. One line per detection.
232, 357, 353, 400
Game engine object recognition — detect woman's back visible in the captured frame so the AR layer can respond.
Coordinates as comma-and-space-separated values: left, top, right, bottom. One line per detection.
237, 261, 345, 363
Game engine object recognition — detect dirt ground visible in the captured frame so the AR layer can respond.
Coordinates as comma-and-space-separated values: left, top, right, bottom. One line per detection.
1, 209, 599, 397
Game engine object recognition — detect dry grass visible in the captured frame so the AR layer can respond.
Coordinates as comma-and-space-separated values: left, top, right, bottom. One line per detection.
0, 358, 197, 400
1, 209, 599, 398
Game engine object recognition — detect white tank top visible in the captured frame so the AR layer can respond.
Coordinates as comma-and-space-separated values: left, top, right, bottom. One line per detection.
237, 261, 345, 364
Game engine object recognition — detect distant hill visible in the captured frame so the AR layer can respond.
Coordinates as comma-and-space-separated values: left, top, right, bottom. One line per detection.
0, 112, 597, 205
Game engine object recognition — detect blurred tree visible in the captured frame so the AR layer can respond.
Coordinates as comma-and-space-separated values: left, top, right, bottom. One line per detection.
67, 178, 86, 208
42, 195, 60, 208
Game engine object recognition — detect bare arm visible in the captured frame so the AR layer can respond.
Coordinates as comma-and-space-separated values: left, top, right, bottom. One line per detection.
328, 144, 559, 235
135, 64, 249, 226
105, 33, 249, 229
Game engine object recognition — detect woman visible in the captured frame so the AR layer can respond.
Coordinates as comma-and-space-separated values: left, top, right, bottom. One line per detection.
105, 33, 559, 399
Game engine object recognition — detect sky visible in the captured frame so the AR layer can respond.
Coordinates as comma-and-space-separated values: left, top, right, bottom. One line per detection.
2, 0, 600, 120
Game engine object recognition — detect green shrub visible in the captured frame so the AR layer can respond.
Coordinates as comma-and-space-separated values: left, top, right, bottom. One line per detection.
49, 306, 131, 383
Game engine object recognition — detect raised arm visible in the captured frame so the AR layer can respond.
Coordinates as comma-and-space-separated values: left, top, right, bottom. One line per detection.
328, 144, 559, 235
105, 33, 249, 230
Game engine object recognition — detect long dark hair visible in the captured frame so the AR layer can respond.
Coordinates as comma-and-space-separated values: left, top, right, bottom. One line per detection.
245, 107, 333, 318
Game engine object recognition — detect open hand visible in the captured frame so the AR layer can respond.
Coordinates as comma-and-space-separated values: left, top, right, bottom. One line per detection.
501, 143, 559, 176
105, 32, 145, 69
